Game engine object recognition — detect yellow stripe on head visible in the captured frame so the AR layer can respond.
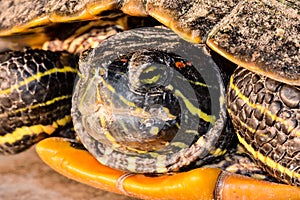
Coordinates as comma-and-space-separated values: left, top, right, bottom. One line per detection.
172, 88, 216, 124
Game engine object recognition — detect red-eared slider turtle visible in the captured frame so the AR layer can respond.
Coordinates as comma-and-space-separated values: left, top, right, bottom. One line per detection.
0, 0, 299, 200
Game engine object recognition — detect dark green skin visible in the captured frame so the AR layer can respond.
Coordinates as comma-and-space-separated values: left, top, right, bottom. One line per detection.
227, 67, 300, 186
0, 48, 77, 154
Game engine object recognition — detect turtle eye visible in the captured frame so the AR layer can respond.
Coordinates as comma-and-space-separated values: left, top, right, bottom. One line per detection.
79, 50, 182, 152
134, 63, 165, 87
127, 50, 173, 93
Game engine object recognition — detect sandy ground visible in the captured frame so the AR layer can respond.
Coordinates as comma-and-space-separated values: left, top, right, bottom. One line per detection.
0, 146, 138, 200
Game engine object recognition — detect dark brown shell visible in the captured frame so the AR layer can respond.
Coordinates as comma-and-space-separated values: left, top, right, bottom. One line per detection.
0, 0, 299, 85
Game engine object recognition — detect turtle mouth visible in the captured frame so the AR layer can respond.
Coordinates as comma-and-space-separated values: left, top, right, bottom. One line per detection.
81, 102, 180, 153
113, 126, 179, 152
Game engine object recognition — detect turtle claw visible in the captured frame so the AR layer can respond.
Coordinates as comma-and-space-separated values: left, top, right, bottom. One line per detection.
36, 137, 300, 200
116, 172, 136, 196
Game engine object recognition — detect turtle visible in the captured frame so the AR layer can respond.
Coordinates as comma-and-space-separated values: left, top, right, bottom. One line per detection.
0, 0, 299, 200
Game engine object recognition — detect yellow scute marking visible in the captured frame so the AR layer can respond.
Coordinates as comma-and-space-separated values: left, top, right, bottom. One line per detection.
229, 111, 291, 178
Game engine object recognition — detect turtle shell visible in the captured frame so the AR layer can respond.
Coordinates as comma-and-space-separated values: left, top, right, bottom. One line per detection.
0, 0, 299, 85
0, 0, 151, 50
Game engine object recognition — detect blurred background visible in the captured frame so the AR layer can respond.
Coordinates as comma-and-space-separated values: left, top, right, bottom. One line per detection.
0, 146, 138, 200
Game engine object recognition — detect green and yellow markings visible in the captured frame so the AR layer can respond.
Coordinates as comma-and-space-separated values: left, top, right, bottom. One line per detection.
235, 127, 300, 182
228, 74, 300, 181
0, 66, 77, 95
174, 74, 210, 88
139, 65, 163, 85
98, 112, 121, 149
101, 77, 178, 122
0, 95, 72, 118
229, 75, 297, 134
171, 142, 188, 149
167, 84, 216, 124
143, 65, 159, 73
210, 147, 227, 157
140, 74, 161, 84
99, 76, 138, 108
0, 115, 71, 144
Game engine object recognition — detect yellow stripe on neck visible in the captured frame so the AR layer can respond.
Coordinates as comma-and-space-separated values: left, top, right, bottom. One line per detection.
0, 95, 72, 118
0, 66, 77, 95
0, 115, 71, 144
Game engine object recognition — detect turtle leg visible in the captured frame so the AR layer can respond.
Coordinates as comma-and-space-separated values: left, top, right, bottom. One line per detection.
226, 67, 300, 186
36, 137, 300, 200
0, 48, 77, 155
